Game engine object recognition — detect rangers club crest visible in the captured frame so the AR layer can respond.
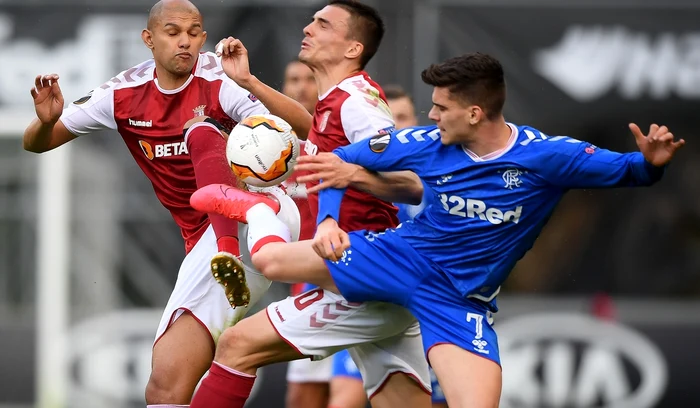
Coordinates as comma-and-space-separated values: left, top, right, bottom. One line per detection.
502, 168, 523, 189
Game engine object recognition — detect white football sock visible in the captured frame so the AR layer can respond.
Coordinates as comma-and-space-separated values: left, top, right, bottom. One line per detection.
246, 203, 292, 255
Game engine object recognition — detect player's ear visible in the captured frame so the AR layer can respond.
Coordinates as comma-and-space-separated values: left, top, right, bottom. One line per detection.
468, 106, 482, 125
201, 30, 208, 43
345, 41, 363, 61
142, 29, 154, 49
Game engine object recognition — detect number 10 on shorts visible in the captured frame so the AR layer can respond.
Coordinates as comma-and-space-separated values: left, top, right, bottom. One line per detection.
467, 313, 490, 354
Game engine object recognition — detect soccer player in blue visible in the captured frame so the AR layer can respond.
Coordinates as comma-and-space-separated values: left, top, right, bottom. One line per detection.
190, 53, 684, 408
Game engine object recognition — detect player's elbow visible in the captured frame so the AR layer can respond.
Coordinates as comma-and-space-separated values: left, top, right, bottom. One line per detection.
22, 136, 46, 153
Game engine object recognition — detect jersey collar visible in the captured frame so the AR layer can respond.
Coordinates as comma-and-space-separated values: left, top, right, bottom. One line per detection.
461, 123, 518, 162
152, 54, 199, 95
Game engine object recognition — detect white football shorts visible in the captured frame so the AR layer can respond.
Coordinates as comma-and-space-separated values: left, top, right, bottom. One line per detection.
154, 186, 300, 345
268, 288, 431, 398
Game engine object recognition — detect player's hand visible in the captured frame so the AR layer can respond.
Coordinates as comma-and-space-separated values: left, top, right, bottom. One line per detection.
296, 153, 361, 194
630, 123, 685, 167
312, 218, 350, 262
216, 37, 254, 89
30, 74, 64, 125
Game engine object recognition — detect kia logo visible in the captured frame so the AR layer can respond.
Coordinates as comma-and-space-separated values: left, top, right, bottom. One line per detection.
498, 313, 667, 408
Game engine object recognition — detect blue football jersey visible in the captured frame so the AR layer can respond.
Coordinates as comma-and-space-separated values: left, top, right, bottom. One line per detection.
319, 124, 664, 303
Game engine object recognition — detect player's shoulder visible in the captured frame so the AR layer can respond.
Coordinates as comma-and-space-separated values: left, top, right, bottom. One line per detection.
336, 74, 392, 119
336, 72, 381, 97
107, 59, 156, 92
193, 51, 258, 98
192, 51, 223, 79
513, 123, 584, 150
67, 59, 154, 109
193, 51, 229, 82
385, 125, 442, 151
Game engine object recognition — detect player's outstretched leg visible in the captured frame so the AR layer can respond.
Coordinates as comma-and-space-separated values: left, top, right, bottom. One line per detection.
190, 184, 339, 289
185, 118, 255, 307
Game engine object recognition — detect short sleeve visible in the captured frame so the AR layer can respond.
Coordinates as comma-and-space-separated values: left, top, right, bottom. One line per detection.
60, 85, 117, 136
339, 93, 395, 144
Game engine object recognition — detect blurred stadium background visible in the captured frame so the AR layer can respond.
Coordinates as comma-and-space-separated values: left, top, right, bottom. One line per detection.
1, 0, 699, 407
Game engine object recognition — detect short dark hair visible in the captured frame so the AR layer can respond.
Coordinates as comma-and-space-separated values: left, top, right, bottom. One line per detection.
383, 84, 413, 103
329, 0, 385, 69
421, 53, 506, 120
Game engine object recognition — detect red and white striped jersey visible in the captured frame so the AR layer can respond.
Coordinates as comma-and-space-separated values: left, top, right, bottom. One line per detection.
61, 52, 268, 253
305, 72, 399, 233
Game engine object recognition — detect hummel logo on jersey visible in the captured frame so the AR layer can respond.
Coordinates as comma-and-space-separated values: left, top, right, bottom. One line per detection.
502, 169, 523, 189
129, 118, 152, 128
440, 195, 522, 225
437, 174, 453, 185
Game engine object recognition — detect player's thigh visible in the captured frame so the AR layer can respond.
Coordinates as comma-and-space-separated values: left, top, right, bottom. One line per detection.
429, 344, 501, 408
252, 240, 338, 292
148, 313, 213, 401
286, 382, 329, 408
215, 307, 305, 373
350, 320, 431, 404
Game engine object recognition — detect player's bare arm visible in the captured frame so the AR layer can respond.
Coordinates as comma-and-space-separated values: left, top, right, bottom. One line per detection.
296, 153, 423, 204
217, 37, 312, 139
630, 122, 685, 166
24, 74, 77, 153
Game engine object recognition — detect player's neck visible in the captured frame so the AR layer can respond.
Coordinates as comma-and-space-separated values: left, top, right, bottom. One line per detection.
313, 64, 362, 97
155, 66, 192, 90
462, 119, 511, 158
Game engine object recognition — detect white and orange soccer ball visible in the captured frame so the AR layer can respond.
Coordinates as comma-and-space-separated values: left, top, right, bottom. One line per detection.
227, 114, 300, 188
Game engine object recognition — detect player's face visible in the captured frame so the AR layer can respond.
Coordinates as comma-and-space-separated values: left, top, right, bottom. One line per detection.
387, 97, 418, 129
300, 6, 357, 68
145, 10, 207, 77
283, 61, 318, 114
428, 87, 473, 145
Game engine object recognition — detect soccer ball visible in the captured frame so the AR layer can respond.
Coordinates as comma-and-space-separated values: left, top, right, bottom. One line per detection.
227, 114, 300, 187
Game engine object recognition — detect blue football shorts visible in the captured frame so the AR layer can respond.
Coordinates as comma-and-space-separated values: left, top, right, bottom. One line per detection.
325, 229, 500, 367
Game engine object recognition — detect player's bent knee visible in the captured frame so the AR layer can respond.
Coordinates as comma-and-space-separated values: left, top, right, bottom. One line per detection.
214, 324, 267, 372
251, 248, 284, 281
216, 326, 251, 359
